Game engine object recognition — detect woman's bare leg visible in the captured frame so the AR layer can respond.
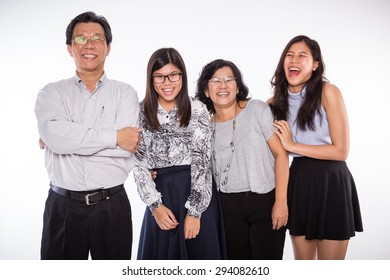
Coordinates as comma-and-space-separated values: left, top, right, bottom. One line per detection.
291, 236, 317, 260
291, 236, 349, 260
317, 239, 349, 260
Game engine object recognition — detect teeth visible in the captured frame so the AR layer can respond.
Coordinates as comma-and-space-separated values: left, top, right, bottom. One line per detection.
289, 67, 300, 71
217, 92, 229, 96
83, 54, 97, 58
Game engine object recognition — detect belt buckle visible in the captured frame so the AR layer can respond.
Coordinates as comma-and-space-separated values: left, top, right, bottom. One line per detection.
85, 191, 100, 205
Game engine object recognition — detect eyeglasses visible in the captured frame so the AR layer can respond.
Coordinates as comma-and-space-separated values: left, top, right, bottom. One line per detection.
153, 72, 182, 84
209, 76, 237, 85
72, 35, 106, 45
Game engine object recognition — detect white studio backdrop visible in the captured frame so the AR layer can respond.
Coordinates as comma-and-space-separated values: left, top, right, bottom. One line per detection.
0, 0, 389, 260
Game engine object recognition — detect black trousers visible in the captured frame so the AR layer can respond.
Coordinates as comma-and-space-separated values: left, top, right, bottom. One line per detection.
219, 189, 286, 260
41, 188, 132, 260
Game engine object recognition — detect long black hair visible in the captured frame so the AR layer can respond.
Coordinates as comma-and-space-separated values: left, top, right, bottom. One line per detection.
270, 35, 327, 130
143, 48, 191, 130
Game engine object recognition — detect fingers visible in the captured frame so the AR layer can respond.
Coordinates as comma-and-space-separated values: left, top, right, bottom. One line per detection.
159, 216, 178, 230
166, 209, 178, 225
272, 120, 290, 134
151, 170, 157, 180
117, 127, 142, 152
154, 206, 179, 230
272, 216, 288, 230
153, 207, 202, 238
272, 120, 294, 152
184, 216, 200, 240
131, 128, 142, 153
39, 138, 46, 149
158, 222, 177, 230
185, 228, 199, 239
131, 143, 139, 153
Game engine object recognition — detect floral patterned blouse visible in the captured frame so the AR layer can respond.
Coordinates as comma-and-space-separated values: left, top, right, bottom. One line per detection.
133, 98, 212, 217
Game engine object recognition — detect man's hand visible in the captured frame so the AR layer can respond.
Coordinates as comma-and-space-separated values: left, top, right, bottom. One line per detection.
39, 138, 45, 149
117, 127, 142, 153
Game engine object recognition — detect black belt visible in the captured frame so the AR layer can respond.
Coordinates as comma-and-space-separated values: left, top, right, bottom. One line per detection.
50, 183, 124, 205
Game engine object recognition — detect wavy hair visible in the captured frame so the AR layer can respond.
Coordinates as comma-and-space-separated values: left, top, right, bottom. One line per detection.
195, 59, 249, 114
270, 35, 328, 130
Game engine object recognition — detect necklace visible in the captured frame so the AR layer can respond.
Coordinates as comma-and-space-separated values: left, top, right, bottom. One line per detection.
211, 105, 237, 187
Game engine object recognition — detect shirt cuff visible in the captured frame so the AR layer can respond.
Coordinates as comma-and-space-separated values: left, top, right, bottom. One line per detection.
148, 200, 162, 213
101, 129, 117, 148
186, 209, 202, 219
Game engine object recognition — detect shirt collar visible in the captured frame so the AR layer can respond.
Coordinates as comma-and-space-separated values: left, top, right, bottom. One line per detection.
157, 103, 178, 124
72, 72, 106, 91
157, 102, 178, 115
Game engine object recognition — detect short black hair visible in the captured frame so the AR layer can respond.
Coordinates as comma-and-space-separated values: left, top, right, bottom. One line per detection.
195, 59, 249, 114
65, 11, 112, 45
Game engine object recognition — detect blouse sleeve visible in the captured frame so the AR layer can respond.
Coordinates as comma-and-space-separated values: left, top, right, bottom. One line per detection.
185, 99, 212, 218
254, 100, 275, 141
133, 112, 162, 211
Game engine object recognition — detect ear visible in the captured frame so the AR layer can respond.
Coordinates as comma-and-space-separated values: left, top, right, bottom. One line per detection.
67, 44, 73, 57
205, 90, 209, 98
313, 61, 319, 71
106, 44, 111, 56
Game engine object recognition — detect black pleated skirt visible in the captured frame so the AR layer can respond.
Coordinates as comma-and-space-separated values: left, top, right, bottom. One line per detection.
137, 165, 228, 260
287, 157, 363, 240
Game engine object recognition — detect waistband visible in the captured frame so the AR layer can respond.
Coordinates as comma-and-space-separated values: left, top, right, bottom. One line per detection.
49, 182, 124, 206
153, 165, 190, 176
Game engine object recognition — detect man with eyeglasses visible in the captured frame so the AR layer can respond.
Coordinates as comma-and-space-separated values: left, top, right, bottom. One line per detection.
34, 11, 140, 260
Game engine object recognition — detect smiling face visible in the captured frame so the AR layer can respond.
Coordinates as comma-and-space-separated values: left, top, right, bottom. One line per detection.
67, 22, 110, 77
206, 66, 238, 110
153, 63, 182, 111
283, 41, 319, 93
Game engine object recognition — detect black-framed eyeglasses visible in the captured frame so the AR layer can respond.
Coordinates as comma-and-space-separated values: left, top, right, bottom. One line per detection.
72, 35, 106, 45
208, 76, 237, 85
153, 72, 182, 84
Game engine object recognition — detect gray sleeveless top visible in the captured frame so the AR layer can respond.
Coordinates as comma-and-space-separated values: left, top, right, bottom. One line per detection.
287, 88, 331, 157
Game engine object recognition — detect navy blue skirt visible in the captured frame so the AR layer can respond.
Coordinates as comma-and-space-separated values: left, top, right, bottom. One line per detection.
137, 165, 228, 260
288, 157, 363, 240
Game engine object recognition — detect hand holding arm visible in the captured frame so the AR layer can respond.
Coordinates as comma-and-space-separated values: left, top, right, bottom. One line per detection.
272, 120, 295, 152
117, 127, 142, 153
272, 84, 350, 161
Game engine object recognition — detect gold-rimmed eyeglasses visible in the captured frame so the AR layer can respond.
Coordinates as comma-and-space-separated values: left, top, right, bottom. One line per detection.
72, 35, 106, 45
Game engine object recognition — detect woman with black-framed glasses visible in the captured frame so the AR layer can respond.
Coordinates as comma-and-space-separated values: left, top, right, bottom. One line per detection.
133, 48, 227, 260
